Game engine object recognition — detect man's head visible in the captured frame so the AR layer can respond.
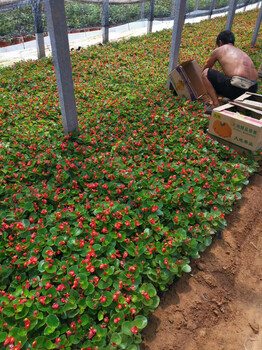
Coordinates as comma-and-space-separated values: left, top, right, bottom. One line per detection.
216, 30, 235, 46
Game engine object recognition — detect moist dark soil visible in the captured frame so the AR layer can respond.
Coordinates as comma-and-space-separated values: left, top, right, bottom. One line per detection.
141, 170, 262, 350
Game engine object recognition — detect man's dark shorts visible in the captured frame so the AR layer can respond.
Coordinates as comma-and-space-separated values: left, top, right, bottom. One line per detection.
207, 68, 258, 100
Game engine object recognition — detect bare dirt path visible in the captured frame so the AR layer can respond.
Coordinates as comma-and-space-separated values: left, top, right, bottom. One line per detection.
141, 170, 262, 350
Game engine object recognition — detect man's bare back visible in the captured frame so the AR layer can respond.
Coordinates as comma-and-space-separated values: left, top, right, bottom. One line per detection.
205, 44, 258, 79
201, 30, 258, 110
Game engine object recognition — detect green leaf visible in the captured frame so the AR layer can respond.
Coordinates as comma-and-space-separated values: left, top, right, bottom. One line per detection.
55, 236, 67, 246
101, 291, 113, 307
93, 244, 102, 251
121, 321, 132, 336
196, 193, 205, 201
84, 283, 95, 295
17, 328, 27, 337
155, 209, 163, 216
81, 314, 91, 326
46, 314, 60, 329
44, 326, 56, 335
150, 295, 160, 309
98, 278, 112, 289
204, 236, 212, 247
235, 192, 242, 200
182, 195, 191, 203
127, 345, 139, 350
182, 264, 191, 273
21, 219, 30, 228
111, 332, 122, 345
71, 228, 83, 236
0, 332, 7, 342
35, 336, 56, 349
142, 284, 157, 297
98, 310, 104, 321
67, 237, 76, 249
3, 307, 15, 317
133, 315, 148, 329
24, 202, 34, 211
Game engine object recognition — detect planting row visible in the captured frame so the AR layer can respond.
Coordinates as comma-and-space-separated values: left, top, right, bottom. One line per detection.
0, 9, 261, 350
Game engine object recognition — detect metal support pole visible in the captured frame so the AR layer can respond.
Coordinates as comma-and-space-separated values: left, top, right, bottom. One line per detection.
209, 0, 216, 19
44, 0, 79, 135
167, 0, 187, 82
225, 0, 238, 31
31, 0, 45, 59
171, 0, 176, 17
102, 0, 109, 44
35, 33, 45, 58
243, 0, 249, 12
194, 0, 199, 11
251, 3, 262, 46
147, 0, 155, 33
141, 2, 145, 19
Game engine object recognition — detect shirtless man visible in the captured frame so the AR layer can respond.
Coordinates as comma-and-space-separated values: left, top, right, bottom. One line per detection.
202, 30, 258, 111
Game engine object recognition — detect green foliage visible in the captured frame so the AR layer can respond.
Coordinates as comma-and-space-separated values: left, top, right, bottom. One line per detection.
0, 7, 34, 37
0, 8, 261, 350
0, 1, 260, 39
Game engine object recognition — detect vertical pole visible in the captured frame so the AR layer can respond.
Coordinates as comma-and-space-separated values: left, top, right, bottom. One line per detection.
147, 0, 155, 33
102, 0, 109, 44
194, 0, 199, 11
31, 0, 45, 59
209, 0, 216, 19
225, 0, 238, 31
167, 0, 187, 81
243, 0, 249, 12
251, 3, 262, 46
44, 0, 79, 135
171, 0, 176, 17
141, 2, 145, 19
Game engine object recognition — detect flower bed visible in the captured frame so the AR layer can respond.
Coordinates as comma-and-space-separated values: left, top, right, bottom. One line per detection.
0, 9, 261, 350
0, 41, 10, 48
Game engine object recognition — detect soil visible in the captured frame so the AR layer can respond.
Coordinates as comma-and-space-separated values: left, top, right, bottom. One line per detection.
141, 168, 262, 350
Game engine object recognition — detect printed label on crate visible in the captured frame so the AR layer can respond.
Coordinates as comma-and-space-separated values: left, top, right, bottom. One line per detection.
176, 66, 196, 101
232, 121, 259, 138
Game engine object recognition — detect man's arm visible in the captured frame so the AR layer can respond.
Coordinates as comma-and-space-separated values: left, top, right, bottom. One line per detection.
202, 49, 219, 71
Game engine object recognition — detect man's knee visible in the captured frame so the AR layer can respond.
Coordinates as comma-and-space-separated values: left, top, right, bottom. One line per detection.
202, 68, 209, 80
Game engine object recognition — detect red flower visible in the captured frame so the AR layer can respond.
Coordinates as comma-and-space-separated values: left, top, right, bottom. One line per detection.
24, 318, 31, 329
151, 205, 158, 212
114, 317, 121, 324
114, 222, 122, 230
39, 296, 46, 305
130, 326, 139, 334
130, 307, 136, 315
88, 327, 97, 339
100, 295, 107, 303
69, 270, 75, 277
45, 281, 52, 289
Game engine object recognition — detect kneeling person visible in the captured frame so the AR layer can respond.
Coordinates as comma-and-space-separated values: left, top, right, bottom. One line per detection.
202, 30, 258, 111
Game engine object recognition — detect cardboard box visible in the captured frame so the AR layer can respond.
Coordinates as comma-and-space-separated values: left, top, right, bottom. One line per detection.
168, 59, 206, 101
234, 92, 262, 111
208, 102, 262, 152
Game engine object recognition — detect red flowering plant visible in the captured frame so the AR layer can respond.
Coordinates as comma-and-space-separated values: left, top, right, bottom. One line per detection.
0, 9, 261, 350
